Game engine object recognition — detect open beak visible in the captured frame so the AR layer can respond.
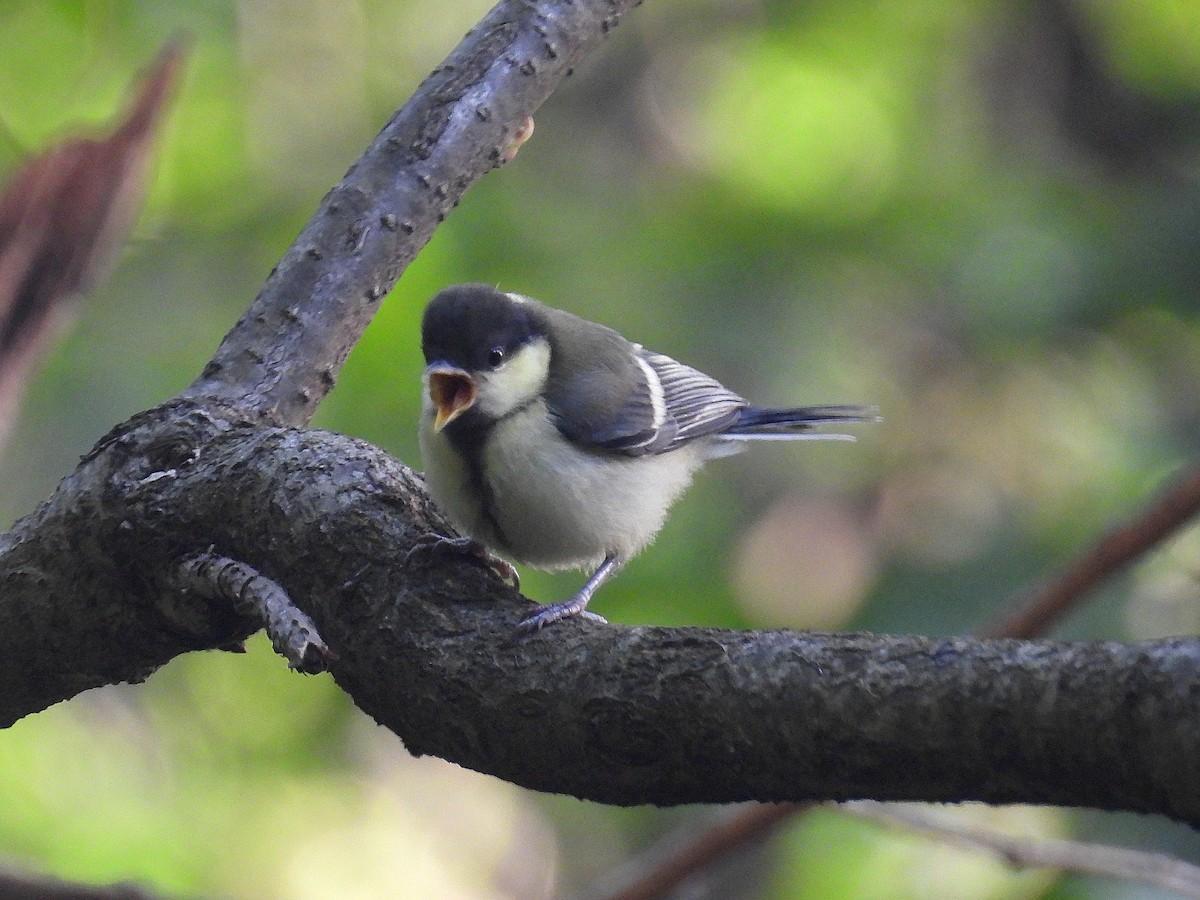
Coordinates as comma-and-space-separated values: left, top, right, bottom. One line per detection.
425, 363, 478, 432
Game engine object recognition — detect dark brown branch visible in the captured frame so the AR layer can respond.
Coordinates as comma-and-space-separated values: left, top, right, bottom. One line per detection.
587, 804, 798, 900
2, 420, 1197, 823
985, 462, 1200, 639
181, 0, 639, 428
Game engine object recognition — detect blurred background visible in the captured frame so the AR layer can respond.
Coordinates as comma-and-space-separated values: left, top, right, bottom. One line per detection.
1, 0, 1199, 897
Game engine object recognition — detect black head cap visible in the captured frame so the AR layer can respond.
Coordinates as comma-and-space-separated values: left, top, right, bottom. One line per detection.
422, 284, 545, 371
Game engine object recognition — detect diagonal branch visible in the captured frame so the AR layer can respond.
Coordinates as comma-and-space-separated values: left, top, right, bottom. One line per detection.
182, 0, 640, 428
583, 804, 798, 900
843, 801, 1200, 897
984, 462, 1200, 639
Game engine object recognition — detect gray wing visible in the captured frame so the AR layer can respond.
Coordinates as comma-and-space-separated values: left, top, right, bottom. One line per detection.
545, 344, 745, 457
638, 350, 746, 453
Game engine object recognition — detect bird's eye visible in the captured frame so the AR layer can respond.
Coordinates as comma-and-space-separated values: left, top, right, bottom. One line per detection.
487, 346, 505, 368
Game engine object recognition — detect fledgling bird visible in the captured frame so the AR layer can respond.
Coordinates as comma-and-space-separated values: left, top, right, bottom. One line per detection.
416, 284, 875, 632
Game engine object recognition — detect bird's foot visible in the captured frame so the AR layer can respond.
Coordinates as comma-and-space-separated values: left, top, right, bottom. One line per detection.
516, 596, 607, 634
405, 534, 520, 590
515, 554, 622, 634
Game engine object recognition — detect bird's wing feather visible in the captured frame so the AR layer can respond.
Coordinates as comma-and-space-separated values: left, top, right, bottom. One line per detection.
546, 346, 745, 457
640, 350, 746, 451
546, 370, 671, 454
539, 316, 671, 454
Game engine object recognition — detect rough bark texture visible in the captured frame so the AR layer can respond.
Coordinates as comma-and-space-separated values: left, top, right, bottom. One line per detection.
3, 414, 1197, 822
1, 0, 1198, 828
183, 0, 621, 427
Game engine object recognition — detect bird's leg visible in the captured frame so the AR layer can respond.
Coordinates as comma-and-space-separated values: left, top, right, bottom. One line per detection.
516, 554, 624, 633
405, 533, 520, 590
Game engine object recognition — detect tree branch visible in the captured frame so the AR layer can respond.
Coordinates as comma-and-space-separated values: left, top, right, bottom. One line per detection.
984, 462, 1200, 639
843, 801, 1200, 897
585, 804, 798, 900
181, 0, 636, 427
602, 458, 1200, 897
169, 550, 333, 673
2, 420, 1197, 821
0, 0, 1197, 851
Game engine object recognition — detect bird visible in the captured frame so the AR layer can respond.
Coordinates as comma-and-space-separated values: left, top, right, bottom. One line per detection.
415, 283, 876, 633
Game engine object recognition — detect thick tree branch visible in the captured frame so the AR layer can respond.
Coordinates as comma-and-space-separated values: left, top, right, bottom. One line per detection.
2, 419, 1196, 822
0, 0, 1196, 846
604, 459, 1200, 897
182, 0, 637, 427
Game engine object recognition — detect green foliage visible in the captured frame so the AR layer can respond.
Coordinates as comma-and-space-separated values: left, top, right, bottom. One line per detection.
1, 0, 1199, 896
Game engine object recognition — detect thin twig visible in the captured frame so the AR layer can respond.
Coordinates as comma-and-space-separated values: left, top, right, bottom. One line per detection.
843, 800, 1200, 898
982, 463, 1200, 639
582, 804, 799, 900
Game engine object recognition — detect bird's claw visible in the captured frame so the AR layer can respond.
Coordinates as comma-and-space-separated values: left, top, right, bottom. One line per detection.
405, 534, 520, 590
515, 598, 607, 635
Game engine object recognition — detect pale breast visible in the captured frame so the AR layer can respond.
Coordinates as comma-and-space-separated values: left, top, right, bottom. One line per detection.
481, 400, 705, 570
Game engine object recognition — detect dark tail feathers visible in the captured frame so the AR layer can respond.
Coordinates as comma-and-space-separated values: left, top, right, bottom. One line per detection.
726, 404, 879, 439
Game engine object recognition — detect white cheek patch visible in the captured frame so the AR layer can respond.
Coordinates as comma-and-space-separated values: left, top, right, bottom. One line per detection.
476, 337, 551, 420
505, 292, 529, 305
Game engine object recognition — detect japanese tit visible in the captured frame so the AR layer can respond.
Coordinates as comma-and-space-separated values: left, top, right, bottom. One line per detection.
417, 284, 875, 632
